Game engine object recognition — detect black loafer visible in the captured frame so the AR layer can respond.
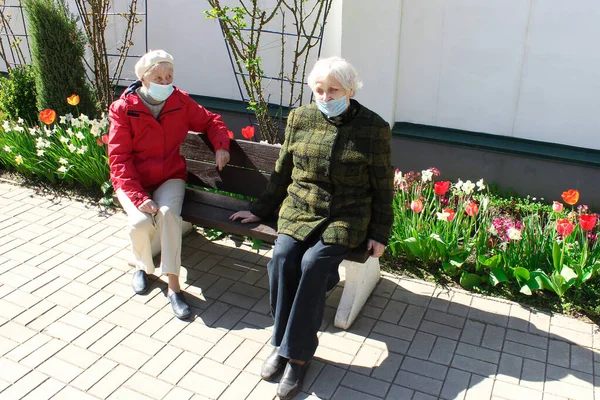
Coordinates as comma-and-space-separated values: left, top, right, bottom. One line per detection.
277, 361, 310, 399
168, 292, 191, 320
261, 347, 286, 381
132, 270, 148, 295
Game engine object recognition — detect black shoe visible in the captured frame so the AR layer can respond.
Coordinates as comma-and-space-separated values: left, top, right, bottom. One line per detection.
277, 361, 310, 399
132, 270, 148, 295
261, 347, 286, 381
168, 292, 191, 320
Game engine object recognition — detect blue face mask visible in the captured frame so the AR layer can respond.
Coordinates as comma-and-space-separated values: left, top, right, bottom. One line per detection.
147, 82, 174, 102
316, 96, 348, 118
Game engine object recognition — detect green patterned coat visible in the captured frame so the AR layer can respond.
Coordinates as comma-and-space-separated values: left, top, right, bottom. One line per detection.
251, 101, 394, 248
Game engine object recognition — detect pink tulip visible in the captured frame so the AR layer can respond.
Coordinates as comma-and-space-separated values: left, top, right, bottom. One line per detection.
410, 199, 424, 213
552, 201, 563, 213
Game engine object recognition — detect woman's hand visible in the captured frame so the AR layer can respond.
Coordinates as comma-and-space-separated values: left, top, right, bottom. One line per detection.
367, 239, 386, 258
139, 199, 158, 214
230, 211, 261, 224
215, 149, 230, 171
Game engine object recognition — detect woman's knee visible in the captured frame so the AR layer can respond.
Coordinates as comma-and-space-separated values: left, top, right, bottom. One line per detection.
129, 213, 153, 231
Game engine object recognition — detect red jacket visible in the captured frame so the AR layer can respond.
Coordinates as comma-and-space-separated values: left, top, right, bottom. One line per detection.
108, 85, 230, 207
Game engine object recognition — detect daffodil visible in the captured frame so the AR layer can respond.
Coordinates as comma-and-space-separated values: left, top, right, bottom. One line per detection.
14, 154, 23, 164
421, 169, 433, 183
59, 158, 69, 165
2, 120, 11, 131
28, 127, 37, 136
17, 117, 23, 124
68, 143, 77, 153
35, 137, 45, 148
75, 132, 85, 140
76, 146, 88, 154
57, 166, 67, 173
462, 180, 475, 195
14, 126, 24, 132
37, 149, 45, 157
507, 227, 522, 241
3, 145, 11, 152
476, 178, 485, 191
59, 137, 69, 143
455, 179, 463, 192
66, 128, 74, 136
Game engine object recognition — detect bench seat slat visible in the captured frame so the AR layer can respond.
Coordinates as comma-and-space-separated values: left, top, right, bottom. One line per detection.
186, 160, 270, 199
181, 133, 281, 171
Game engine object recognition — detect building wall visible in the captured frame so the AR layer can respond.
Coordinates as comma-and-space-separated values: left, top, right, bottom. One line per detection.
2, 0, 599, 150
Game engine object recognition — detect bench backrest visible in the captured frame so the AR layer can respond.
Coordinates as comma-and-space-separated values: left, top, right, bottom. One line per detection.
180, 133, 281, 199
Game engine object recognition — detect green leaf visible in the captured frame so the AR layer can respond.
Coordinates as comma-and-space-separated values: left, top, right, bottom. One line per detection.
513, 267, 531, 283
519, 284, 532, 295
478, 254, 501, 269
251, 238, 263, 251
552, 241, 561, 271
441, 261, 458, 276
560, 265, 578, 282
489, 267, 509, 286
101, 180, 112, 194
403, 237, 423, 259
530, 271, 558, 293
460, 271, 483, 289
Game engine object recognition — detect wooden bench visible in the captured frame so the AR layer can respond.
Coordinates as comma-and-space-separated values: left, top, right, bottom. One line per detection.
178, 132, 382, 329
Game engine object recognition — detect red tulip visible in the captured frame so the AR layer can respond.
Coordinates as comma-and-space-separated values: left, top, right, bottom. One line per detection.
552, 201, 563, 213
410, 199, 424, 213
39, 109, 56, 125
241, 125, 255, 139
444, 208, 455, 222
580, 214, 597, 231
561, 189, 580, 206
556, 218, 575, 237
434, 181, 450, 196
227, 130, 234, 139
465, 202, 479, 217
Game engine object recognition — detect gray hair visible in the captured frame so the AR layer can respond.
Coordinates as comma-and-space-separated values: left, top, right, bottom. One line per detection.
143, 61, 174, 79
307, 57, 363, 95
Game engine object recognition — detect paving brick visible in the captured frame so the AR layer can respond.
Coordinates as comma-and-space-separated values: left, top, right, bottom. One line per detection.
544, 380, 593, 400
503, 340, 547, 362
468, 308, 508, 327
231, 322, 273, 344
402, 356, 448, 380
464, 374, 494, 400
339, 371, 390, 397
420, 320, 461, 340
105, 344, 152, 370
43, 321, 84, 342
178, 371, 227, 399
545, 364, 594, 388
380, 300, 407, 324
520, 358, 545, 391
399, 304, 426, 329
528, 311, 551, 337
27, 305, 70, 331
140, 345, 182, 377
481, 324, 506, 351
205, 333, 244, 363
162, 387, 194, 400
88, 326, 130, 355
506, 328, 548, 349
456, 343, 500, 364
425, 309, 465, 329
124, 371, 172, 399
170, 332, 214, 355
70, 358, 117, 391
73, 291, 112, 315
55, 344, 100, 369
20, 338, 67, 368
440, 367, 470, 400
159, 351, 200, 384
367, 332, 410, 355
88, 364, 136, 399
21, 377, 64, 400
135, 311, 174, 337
460, 319, 485, 345
0, 357, 31, 383
5, 333, 51, 362
151, 316, 188, 343
492, 380, 542, 400
214, 306, 248, 331
332, 386, 382, 400
0, 320, 36, 343
183, 321, 227, 344
72, 320, 114, 350
497, 352, 522, 384
371, 350, 404, 383
429, 337, 457, 365
308, 364, 346, 399
246, 379, 278, 400
407, 332, 436, 359
385, 385, 415, 400
225, 339, 264, 369
0, 370, 47, 400
219, 371, 261, 400
37, 356, 84, 383
571, 344, 594, 373
451, 354, 497, 377
319, 332, 362, 356
394, 370, 442, 396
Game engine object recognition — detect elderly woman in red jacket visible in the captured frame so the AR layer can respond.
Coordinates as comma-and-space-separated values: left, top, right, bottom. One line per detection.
108, 50, 231, 319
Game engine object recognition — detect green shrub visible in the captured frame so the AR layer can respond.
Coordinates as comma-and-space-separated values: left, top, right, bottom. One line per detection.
0, 65, 39, 124
23, 0, 97, 118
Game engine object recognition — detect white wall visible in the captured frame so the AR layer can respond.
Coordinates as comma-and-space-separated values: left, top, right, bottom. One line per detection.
392, 0, 600, 150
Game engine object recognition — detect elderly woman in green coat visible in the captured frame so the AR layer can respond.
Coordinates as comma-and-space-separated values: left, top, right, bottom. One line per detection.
231, 56, 393, 399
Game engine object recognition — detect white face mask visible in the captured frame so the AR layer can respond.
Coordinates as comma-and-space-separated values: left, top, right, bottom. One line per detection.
147, 82, 174, 102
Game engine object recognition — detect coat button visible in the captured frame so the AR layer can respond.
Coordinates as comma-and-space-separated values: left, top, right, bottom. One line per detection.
324, 195, 330, 201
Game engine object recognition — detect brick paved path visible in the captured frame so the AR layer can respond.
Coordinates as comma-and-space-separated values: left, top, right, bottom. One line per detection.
0, 181, 598, 400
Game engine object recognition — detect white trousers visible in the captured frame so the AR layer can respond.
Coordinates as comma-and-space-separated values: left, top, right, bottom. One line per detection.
117, 179, 185, 276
